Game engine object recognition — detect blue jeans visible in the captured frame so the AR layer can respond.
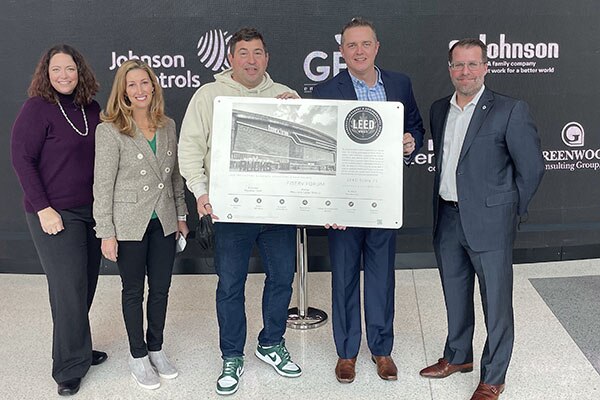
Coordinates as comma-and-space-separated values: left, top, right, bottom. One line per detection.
214, 223, 296, 358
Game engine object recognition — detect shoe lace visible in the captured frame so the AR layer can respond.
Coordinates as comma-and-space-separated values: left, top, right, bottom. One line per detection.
222, 359, 240, 375
275, 343, 291, 362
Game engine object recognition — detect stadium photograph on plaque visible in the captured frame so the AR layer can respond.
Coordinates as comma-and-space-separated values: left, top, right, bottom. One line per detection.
228, 102, 338, 175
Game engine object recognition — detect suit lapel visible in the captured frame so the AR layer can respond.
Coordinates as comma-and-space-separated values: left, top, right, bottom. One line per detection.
458, 89, 494, 163
380, 70, 398, 101
336, 70, 358, 100
130, 129, 161, 178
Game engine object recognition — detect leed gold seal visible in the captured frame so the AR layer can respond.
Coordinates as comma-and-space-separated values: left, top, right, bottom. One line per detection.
344, 106, 383, 144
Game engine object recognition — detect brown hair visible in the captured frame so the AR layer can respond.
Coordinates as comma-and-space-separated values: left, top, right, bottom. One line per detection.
340, 17, 378, 44
101, 59, 166, 137
449, 38, 488, 63
28, 44, 99, 106
229, 27, 267, 55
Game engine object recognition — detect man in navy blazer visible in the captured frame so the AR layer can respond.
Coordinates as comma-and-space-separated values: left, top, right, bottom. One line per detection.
419, 39, 544, 400
312, 17, 424, 383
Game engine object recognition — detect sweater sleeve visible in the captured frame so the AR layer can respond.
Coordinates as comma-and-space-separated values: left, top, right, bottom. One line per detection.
178, 89, 211, 199
10, 99, 52, 212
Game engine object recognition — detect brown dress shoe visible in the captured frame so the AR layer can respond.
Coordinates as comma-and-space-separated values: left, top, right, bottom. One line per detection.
419, 358, 473, 378
335, 358, 357, 383
470, 382, 505, 400
371, 355, 398, 380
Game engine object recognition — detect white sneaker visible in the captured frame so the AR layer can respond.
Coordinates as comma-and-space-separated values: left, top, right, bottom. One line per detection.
149, 349, 179, 379
216, 357, 244, 395
255, 339, 302, 377
128, 355, 160, 389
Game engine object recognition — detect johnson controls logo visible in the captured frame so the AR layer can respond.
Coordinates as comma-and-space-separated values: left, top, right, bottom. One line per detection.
544, 122, 600, 171
197, 29, 232, 71
108, 50, 201, 88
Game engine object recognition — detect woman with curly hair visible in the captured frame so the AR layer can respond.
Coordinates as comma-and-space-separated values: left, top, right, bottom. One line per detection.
11, 44, 107, 396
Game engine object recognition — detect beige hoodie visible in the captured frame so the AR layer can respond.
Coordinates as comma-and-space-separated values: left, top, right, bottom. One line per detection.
178, 69, 297, 199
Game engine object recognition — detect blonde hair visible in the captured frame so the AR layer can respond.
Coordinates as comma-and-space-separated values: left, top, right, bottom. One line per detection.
102, 59, 166, 136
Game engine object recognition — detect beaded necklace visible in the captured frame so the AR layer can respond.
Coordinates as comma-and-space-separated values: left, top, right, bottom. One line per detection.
57, 101, 88, 136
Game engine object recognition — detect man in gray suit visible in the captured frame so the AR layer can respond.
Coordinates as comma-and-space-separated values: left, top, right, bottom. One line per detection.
419, 38, 544, 400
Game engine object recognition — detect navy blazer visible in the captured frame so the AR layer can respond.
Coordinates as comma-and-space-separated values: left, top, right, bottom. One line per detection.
430, 88, 544, 251
312, 69, 425, 161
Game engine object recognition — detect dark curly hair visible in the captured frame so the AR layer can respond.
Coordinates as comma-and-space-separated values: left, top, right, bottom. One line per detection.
28, 44, 99, 106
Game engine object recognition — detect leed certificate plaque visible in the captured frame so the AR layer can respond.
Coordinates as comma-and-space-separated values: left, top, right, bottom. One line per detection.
209, 96, 404, 229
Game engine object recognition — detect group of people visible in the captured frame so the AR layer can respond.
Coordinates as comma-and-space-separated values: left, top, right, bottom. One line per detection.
11, 44, 189, 396
10, 17, 544, 400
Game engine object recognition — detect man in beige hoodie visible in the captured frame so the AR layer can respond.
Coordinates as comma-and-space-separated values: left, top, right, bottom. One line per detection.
178, 27, 301, 396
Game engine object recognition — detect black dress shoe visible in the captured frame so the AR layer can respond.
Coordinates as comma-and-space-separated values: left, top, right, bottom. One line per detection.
91, 350, 108, 366
57, 378, 81, 396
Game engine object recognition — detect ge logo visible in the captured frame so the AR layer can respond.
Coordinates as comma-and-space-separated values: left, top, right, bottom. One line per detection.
561, 122, 584, 147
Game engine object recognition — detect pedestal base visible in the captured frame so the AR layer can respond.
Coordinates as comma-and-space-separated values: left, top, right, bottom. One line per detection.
287, 307, 328, 330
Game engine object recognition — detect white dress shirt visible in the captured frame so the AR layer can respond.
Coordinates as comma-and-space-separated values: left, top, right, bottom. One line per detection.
439, 85, 486, 202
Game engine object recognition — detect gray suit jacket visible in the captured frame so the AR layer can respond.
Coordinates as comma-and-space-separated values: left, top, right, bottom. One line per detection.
431, 88, 544, 252
93, 118, 188, 241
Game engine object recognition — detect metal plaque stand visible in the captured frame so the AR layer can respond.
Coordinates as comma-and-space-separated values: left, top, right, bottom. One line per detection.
287, 227, 328, 329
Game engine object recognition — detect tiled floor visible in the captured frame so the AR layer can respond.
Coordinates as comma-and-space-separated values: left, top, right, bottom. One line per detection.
530, 275, 600, 376
1, 259, 599, 399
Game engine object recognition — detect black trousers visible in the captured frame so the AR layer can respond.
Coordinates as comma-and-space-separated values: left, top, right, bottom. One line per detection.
116, 218, 176, 358
26, 205, 101, 383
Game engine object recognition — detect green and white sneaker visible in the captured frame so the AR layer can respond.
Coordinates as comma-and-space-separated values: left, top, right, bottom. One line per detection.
255, 339, 302, 378
216, 357, 244, 396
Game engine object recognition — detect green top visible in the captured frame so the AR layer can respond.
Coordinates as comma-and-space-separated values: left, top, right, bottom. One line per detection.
147, 134, 158, 220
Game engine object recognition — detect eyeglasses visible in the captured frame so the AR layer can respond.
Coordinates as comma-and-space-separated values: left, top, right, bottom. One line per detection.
448, 61, 486, 71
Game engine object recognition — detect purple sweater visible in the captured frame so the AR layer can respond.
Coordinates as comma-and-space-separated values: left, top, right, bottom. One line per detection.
11, 93, 101, 213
